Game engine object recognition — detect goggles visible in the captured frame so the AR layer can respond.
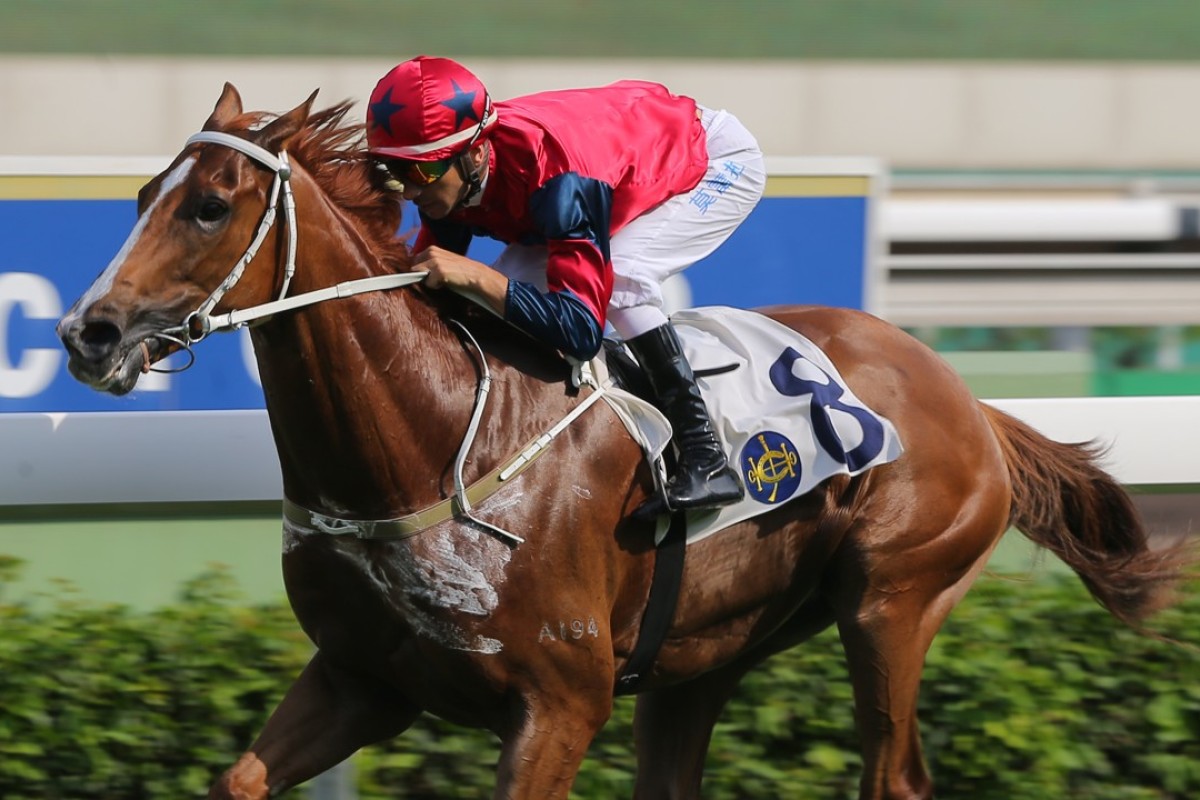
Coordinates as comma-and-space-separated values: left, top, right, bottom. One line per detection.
383, 156, 455, 187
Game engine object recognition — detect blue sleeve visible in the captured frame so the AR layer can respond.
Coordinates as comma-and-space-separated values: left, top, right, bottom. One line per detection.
504, 280, 604, 360
529, 172, 613, 262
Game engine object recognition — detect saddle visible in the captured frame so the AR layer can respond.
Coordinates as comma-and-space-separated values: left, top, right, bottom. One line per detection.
597, 306, 904, 546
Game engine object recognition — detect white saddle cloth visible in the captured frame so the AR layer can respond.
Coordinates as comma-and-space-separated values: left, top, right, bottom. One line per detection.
598, 306, 904, 545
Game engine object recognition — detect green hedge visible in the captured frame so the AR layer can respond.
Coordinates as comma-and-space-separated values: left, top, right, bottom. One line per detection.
1, 556, 1197, 799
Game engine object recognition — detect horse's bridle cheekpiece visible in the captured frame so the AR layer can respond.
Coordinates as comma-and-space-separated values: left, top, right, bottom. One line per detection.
164, 130, 428, 348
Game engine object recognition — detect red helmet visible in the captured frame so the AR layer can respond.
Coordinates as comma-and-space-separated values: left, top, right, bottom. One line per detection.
366, 56, 496, 162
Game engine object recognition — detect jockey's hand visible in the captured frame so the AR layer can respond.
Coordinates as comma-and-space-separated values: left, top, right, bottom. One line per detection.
413, 246, 509, 316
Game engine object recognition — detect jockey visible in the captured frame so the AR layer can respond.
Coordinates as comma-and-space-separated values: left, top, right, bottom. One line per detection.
366, 55, 766, 518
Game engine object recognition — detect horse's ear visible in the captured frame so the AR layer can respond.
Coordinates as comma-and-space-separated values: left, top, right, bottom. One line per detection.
259, 89, 319, 153
203, 82, 244, 131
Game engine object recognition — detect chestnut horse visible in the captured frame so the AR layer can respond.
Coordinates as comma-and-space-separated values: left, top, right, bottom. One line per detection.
58, 85, 1191, 800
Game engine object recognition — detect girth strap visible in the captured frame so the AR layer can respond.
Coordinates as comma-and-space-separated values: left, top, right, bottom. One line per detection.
615, 509, 688, 695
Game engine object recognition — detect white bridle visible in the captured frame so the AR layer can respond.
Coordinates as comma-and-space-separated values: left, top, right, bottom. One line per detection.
162, 130, 428, 345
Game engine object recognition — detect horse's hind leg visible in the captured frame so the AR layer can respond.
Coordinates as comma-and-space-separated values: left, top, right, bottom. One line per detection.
835, 525, 1002, 800
632, 601, 837, 800
208, 650, 419, 799
631, 661, 753, 800
837, 604, 937, 800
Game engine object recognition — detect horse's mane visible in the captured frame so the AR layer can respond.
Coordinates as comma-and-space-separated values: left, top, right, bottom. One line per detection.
247, 101, 413, 271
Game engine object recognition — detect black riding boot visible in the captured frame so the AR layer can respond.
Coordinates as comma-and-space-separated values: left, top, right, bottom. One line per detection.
626, 324, 745, 518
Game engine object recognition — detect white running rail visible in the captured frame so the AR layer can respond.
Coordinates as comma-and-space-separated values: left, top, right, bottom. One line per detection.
1, 397, 1197, 507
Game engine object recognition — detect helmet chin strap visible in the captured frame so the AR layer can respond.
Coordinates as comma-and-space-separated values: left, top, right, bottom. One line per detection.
452, 142, 489, 210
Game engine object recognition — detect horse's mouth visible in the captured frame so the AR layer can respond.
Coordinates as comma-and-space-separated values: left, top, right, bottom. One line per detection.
66, 337, 165, 396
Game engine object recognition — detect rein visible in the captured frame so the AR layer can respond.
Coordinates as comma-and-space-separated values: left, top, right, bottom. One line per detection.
202, 271, 430, 331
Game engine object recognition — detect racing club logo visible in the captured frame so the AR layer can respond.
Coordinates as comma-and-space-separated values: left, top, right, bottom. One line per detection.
741, 431, 802, 505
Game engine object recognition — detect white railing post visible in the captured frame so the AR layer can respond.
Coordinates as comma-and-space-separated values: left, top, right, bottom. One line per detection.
309, 759, 356, 800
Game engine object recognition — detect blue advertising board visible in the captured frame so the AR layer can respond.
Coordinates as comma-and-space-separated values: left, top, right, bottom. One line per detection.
0, 159, 882, 413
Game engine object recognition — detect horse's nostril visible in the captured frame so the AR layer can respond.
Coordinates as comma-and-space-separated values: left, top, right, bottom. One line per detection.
80, 321, 121, 348
68, 319, 123, 360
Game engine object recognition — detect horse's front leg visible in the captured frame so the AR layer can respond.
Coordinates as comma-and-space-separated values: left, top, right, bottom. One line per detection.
208, 650, 419, 799
492, 690, 612, 800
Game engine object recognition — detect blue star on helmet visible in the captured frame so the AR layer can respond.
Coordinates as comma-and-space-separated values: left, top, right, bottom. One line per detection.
441, 80, 482, 129
368, 87, 406, 135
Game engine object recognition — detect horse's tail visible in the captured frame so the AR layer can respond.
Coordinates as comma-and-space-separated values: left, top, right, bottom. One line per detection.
980, 402, 1195, 627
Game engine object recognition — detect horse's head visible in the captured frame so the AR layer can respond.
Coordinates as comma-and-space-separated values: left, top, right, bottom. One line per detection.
57, 83, 316, 394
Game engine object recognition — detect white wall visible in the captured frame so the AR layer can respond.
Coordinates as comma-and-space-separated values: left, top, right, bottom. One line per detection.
6, 57, 1200, 169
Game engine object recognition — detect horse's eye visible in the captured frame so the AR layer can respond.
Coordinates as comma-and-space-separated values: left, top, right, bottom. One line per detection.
196, 197, 229, 224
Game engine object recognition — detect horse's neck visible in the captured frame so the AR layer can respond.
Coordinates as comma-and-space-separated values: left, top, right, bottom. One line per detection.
251, 188, 476, 516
